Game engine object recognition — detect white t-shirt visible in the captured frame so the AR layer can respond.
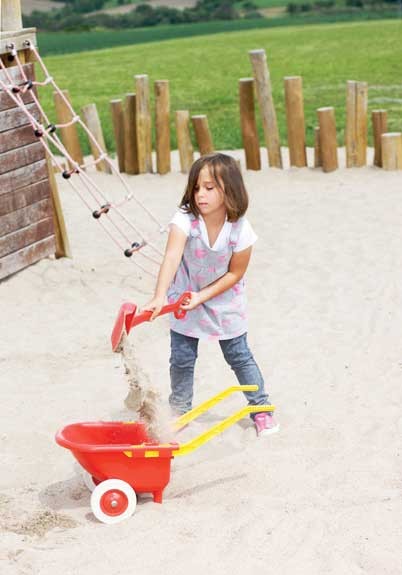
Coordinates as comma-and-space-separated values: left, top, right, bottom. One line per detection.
169, 210, 257, 252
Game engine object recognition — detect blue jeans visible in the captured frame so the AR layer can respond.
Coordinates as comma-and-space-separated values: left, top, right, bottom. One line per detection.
169, 330, 271, 419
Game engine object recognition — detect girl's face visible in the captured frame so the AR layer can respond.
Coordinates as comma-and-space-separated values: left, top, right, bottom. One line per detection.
194, 166, 225, 219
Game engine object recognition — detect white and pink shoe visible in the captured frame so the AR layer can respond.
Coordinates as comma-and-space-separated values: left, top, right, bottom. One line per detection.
254, 413, 280, 437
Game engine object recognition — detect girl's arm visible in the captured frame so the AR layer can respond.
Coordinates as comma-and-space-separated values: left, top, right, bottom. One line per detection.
181, 247, 252, 311
143, 225, 187, 319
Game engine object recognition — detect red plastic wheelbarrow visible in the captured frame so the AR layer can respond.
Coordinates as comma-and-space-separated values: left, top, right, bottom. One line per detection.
56, 385, 275, 524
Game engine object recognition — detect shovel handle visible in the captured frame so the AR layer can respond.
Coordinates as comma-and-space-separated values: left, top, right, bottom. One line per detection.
128, 292, 191, 332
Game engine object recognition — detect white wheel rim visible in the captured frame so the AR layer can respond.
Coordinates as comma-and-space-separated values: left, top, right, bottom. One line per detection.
91, 479, 137, 524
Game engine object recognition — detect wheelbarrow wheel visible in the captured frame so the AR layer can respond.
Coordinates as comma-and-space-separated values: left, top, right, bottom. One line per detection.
91, 479, 137, 524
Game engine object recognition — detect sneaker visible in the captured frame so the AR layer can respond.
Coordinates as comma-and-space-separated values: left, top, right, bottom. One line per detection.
254, 413, 279, 437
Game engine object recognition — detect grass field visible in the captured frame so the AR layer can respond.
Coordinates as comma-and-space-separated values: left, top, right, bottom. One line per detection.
37, 11, 399, 56
37, 19, 402, 155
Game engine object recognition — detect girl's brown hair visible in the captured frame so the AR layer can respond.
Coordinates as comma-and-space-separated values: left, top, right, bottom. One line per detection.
179, 153, 248, 222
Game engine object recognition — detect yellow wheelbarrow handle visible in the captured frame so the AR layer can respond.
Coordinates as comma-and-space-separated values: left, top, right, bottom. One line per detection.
171, 385, 275, 457
172, 403, 275, 457
173, 385, 260, 432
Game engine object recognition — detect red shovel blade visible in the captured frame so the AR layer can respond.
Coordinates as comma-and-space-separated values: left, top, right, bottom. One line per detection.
111, 302, 137, 352
111, 292, 191, 352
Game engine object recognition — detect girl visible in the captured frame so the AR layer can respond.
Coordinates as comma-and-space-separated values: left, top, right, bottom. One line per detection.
144, 153, 278, 437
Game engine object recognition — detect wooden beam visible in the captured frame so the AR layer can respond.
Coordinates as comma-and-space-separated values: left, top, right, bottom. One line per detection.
372, 110, 387, 168
191, 115, 214, 156
0, 197, 52, 236
154, 80, 171, 175
0, 179, 50, 217
0, 141, 44, 174
53, 89, 84, 169
381, 132, 402, 170
1, 1, 23, 33
239, 78, 261, 171
0, 29, 37, 55
135, 74, 153, 173
175, 110, 193, 173
124, 93, 139, 175
81, 103, 112, 174
46, 153, 71, 258
345, 80, 368, 167
317, 107, 338, 172
284, 76, 307, 167
0, 235, 55, 280
0, 102, 40, 133
0, 218, 54, 259
110, 98, 125, 173
0, 158, 47, 194
249, 49, 282, 168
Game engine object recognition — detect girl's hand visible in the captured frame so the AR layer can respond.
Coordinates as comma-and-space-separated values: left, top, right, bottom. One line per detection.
180, 291, 203, 311
142, 296, 165, 321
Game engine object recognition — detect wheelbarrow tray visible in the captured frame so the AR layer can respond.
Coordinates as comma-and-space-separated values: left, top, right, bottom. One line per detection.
56, 421, 178, 503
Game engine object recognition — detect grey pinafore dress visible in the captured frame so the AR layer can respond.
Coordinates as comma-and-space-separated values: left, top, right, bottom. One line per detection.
167, 214, 248, 340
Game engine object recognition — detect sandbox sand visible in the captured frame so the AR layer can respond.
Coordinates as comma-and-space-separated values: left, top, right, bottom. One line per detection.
1, 148, 402, 574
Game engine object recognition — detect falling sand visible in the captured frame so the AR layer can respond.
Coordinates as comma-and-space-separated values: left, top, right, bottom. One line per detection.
119, 333, 174, 443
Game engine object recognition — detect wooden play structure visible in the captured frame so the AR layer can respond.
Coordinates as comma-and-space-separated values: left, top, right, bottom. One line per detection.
0, 0, 69, 281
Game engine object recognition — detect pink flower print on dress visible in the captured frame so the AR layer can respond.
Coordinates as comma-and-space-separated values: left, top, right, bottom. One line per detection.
221, 318, 232, 329
191, 219, 199, 229
217, 255, 228, 264
232, 283, 242, 295
199, 319, 210, 329
207, 266, 216, 273
194, 274, 206, 285
194, 249, 207, 259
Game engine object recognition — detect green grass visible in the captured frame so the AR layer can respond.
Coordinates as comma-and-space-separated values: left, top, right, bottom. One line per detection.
37, 19, 402, 156
38, 11, 399, 56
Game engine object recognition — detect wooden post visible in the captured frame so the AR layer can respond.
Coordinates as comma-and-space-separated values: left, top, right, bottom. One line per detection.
175, 110, 193, 173
345, 80, 368, 167
53, 89, 84, 168
1, 0, 26, 66
317, 107, 338, 172
239, 78, 261, 171
110, 98, 125, 173
46, 153, 71, 258
123, 93, 139, 175
314, 126, 322, 168
154, 80, 171, 175
284, 76, 307, 167
1, 0, 22, 31
191, 115, 214, 156
372, 110, 387, 168
249, 49, 282, 168
135, 74, 152, 173
381, 133, 402, 170
81, 103, 112, 174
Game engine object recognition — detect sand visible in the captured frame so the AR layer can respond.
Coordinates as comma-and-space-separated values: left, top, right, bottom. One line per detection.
1, 148, 402, 574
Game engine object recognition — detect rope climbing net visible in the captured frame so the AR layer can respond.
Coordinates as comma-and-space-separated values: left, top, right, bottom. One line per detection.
0, 41, 167, 278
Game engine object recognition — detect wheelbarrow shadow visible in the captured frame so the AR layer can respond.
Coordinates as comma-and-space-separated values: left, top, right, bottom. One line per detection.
38, 468, 91, 512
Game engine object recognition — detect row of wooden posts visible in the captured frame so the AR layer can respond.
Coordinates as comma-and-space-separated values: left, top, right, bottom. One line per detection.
53, 49, 400, 176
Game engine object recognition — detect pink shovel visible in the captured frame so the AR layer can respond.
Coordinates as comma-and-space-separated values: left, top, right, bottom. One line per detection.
111, 292, 191, 352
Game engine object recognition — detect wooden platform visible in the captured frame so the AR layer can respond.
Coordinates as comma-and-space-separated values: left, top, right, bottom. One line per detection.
0, 63, 55, 281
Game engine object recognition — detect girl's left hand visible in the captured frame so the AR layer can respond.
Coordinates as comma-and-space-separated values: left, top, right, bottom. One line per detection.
180, 291, 202, 311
